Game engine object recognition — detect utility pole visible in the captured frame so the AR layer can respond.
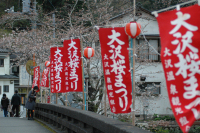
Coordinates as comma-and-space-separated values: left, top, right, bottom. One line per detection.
32, 0, 37, 30
53, 13, 55, 38
18, 0, 20, 11
53, 13, 58, 104
132, 0, 136, 126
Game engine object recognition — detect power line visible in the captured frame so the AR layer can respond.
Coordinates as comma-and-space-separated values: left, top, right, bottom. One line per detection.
47, 0, 56, 10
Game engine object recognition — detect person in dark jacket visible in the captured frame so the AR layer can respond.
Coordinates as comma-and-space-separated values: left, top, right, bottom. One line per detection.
11, 90, 21, 117
1, 94, 9, 117
25, 86, 38, 120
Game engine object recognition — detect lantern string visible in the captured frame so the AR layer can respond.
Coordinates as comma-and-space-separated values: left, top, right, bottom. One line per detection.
151, 0, 198, 17
80, 35, 87, 45
94, 24, 126, 29
94, 24, 161, 56
139, 27, 161, 56
51, 24, 161, 56
61, 34, 91, 41
50, 45, 63, 48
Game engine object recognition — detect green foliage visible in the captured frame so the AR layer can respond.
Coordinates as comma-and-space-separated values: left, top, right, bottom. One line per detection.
139, 0, 155, 11
150, 126, 200, 133
153, 114, 175, 121
155, 127, 170, 133
0, 0, 23, 17
83, 21, 92, 27
37, 0, 85, 13
117, 114, 132, 123
154, 118, 161, 121
13, 19, 31, 29
37, 0, 65, 12
189, 126, 200, 133
119, 119, 126, 122
0, 2, 6, 17
0, 29, 12, 38
137, 0, 191, 11
150, 127, 181, 133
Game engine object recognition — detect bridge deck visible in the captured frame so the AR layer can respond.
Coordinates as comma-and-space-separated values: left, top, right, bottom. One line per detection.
0, 110, 52, 133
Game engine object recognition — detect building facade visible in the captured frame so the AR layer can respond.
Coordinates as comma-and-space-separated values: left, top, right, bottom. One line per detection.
0, 49, 18, 101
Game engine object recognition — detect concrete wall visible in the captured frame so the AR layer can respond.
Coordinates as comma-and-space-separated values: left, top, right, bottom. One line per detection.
135, 63, 172, 115
35, 103, 151, 133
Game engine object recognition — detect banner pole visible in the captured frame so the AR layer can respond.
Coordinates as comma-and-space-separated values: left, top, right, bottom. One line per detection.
86, 78, 88, 110
44, 89, 46, 103
56, 93, 58, 104
132, 0, 136, 126
40, 66, 43, 103
48, 58, 51, 104
48, 88, 51, 104
101, 58, 107, 116
41, 88, 42, 103
151, 0, 197, 15
26, 74, 30, 117
65, 93, 68, 106
104, 82, 107, 116
131, 38, 136, 126
80, 36, 85, 110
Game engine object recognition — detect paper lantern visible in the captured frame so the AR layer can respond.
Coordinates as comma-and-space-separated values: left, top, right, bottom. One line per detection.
45, 61, 50, 67
84, 47, 95, 59
125, 22, 141, 38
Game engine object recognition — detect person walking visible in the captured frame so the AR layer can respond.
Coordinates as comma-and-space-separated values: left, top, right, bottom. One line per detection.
25, 86, 38, 120
7, 100, 12, 117
1, 94, 9, 117
11, 90, 21, 117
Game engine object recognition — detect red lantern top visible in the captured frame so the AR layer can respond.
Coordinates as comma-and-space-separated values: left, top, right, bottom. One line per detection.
45, 61, 50, 67
125, 22, 141, 38
84, 47, 95, 59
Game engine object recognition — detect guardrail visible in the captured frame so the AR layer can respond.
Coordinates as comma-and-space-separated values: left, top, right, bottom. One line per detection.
35, 103, 151, 133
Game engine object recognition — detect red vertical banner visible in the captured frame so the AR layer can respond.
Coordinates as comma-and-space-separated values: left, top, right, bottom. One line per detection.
32, 66, 40, 92
41, 68, 49, 87
156, 5, 200, 133
63, 39, 83, 92
50, 47, 65, 93
47, 96, 50, 103
99, 27, 132, 114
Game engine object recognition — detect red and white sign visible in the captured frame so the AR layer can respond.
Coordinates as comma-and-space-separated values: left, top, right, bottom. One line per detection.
47, 96, 50, 103
50, 47, 65, 93
99, 27, 132, 114
45, 61, 50, 67
41, 68, 49, 87
32, 66, 40, 92
156, 5, 200, 133
63, 39, 83, 92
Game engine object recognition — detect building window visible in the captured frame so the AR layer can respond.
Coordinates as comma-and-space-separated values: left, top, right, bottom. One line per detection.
136, 39, 160, 62
12, 66, 19, 73
136, 82, 161, 96
3, 85, 9, 93
0, 59, 4, 67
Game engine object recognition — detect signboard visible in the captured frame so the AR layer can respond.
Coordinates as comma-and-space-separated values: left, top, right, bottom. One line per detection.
156, 4, 200, 133
19, 65, 32, 85
99, 27, 132, 114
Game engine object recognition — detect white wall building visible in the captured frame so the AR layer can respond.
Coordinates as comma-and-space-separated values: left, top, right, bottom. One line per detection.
0, 49, 18, 101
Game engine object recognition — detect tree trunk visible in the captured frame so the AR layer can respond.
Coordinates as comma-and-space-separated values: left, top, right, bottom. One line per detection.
18, 0, 20, 11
